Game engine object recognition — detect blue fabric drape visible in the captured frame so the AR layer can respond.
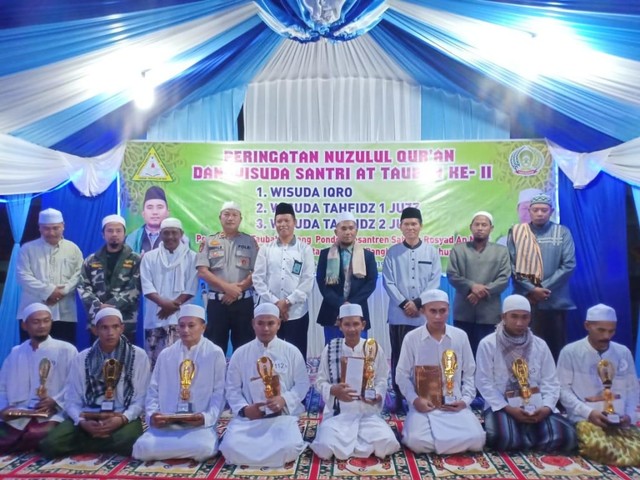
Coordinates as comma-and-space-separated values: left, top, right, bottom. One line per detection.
632, 187, 640, 373
40, 181, 118, 351
0, 194, 32, 360
559, 170, 631, 349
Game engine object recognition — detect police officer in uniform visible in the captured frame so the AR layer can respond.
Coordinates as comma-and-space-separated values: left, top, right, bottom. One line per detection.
196, 202, 259, 353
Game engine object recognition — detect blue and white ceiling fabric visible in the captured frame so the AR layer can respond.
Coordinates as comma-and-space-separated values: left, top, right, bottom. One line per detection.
0, 1, 638, 162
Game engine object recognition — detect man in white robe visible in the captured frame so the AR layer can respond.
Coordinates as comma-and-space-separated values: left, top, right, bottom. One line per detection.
396, 289, 485, 454
557, 303, 640, 465
311, 303, 399, 460
0, 303, 77, 453
16, 208, 83, 344
133, 304, 226, 461
140, 218, 198, 367
476, 295, 576, 452
220, 303, 310, 467
40, 307, 150, 457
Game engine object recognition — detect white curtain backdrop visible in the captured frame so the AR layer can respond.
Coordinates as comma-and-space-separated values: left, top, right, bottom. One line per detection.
245, 34, 422, 142
0, 133, 124, 196
245, 33, 423, 359
147, 88, 247, 141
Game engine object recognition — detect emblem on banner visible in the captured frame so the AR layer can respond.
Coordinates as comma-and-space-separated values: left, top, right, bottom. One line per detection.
133, 147, 172, 181
508, 145, 545, 177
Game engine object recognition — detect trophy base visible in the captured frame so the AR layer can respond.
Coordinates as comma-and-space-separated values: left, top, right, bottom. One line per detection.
4, 409, 50, 419
443, 395, 458, 405
159, 413, 200, 423
363, 389, 377, 401
100, 400, 115, 413
604, 412, 621, 424
176, 402, 193, 414
80, 411, 117, 421
522, 404, 536, 415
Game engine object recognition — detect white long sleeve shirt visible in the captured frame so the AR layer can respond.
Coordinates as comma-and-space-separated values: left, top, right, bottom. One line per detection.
0, 337, 78, 429
17, 238, 83, 321
316, 338, 389, 419
557, 338, 638, 423
476, 331, 559, 412
396, 324, 476, 408
225, 337, 310, 417
252, 237, 315, 320
145, 337, 225, 428
63, 344, 151, 424
140, 245, 198, 329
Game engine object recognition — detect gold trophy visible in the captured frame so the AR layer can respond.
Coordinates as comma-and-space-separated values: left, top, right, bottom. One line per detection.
257, 356, 281, 415
597, 359, 620, 424
363, 338, 378, 401
442, 349, 458, 405
512, 358, 536, 414
177, 359, 196, 413
26, 358, 51, 409
101, 358, 122, 412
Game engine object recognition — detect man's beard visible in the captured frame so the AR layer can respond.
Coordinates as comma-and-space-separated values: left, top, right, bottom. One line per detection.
32, 334, 48, 343
108, 241, 123, 250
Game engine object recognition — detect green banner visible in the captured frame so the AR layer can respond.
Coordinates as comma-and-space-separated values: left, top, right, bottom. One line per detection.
120, 140, 555, 269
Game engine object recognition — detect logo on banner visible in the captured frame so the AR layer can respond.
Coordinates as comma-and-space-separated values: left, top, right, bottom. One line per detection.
133, 147, 172, 181
508, 145, 545, 176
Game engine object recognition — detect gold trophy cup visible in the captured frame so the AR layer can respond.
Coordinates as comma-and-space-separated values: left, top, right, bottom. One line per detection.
512, 358, 536, 414
25, 358, 52, 409
177, 359, 196, 413
363, 338, 378, 401
442, 349, 458, 405
101, 358, 122, 412
257, 356, 281, 415
597, 359, 620, 424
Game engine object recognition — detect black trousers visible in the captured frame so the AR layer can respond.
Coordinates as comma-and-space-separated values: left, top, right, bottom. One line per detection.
205, 297, 255, 354
278, 312, 309, 362
531, 307, 567, 362
453, 320, 497, 357
389, 324, 418, 396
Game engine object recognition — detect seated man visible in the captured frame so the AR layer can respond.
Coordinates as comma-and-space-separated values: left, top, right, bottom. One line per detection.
558, 303, 640, 466
0, 303, 78, 453
396, 289, 485, 454
132, 305, 226, 461
40, 308, 150, 457
220, 303, 310, 467
476, 294, 577, 452
311, 304, 399, 460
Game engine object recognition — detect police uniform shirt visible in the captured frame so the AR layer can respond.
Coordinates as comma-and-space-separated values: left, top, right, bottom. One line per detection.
195, 232, 259, 287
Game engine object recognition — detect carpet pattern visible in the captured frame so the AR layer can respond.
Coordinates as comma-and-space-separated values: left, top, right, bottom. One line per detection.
1, 410, 639, 480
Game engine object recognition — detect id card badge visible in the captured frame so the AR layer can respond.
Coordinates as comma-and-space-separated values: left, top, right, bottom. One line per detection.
292, 260, 302, 275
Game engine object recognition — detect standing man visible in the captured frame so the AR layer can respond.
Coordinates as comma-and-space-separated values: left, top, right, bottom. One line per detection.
220, 303, 310, 467
0, 303, 77, 453
383, 207, 440, 413
557, 304, 640, 466
17, 208, 83, 344
316, 212, 378, 344
132, 305, 226, 462
40, 308, 150, 458
196, 202, 259, 353
447, 211, 510, 355
497, 188, 543, 246
140, 218, 198, 367
396, 290, 485, 454
507, 193, 576, 360
476, 295, 577, 452
253, 202, 315, 360
125, 186, 169, 255
78, 215, 141, 343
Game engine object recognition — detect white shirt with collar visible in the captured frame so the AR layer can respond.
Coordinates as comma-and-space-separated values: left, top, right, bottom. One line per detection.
557, 337, 638, 423
396, 323, 476, 408
252, 236, 315, 321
